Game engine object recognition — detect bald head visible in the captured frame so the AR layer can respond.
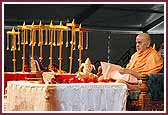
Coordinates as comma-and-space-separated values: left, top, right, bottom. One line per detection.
137, 33, 151, 43
136, 33, 151, 53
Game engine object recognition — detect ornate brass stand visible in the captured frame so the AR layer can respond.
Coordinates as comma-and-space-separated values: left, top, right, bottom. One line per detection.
6, 19, 89, 73
66, 19, 77, 73
17, 22, 29, 72
74, 24, 88, 67
6, 28, 20, 72
55, 21, 69, 71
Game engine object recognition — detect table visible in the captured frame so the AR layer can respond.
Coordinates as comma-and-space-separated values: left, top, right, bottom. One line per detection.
6, 81, 128, 111
4, 72, 36, 90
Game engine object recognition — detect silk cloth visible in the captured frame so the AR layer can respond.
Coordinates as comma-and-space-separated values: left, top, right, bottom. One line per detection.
6, 81, 128, 111
126, 47, 163, 75
100, 62, 138, 83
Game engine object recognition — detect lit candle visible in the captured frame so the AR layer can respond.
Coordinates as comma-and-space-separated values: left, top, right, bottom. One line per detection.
10, 32, 14, 51
57, 30, 60, 46
78, 31, 83, 67
29, 30, 32, 46
49, 28, 53, 66
66, 30, 68, 47
48, 29, 51, 45
21, 30, 24, 45
58, 30, 63, 71
49, 43, 53, 67
38, 27, 43, 62
39, 29, 43, 62
34, 29, 36, 46
14, 33, 16, 50
23, 29, 25, 45
45, 29, 48, 45
14, 31, 18, 71
25, 29, 28, 44
22, 31, 26, 72
41, 29, 43, 45
73, 31, 76, 50
38, 29, 41, 46
85, 32, 88, 49
69, 30, 74, 73
6, 34, 9, 50
31, 29, 34, 58
81, 32, 83, 50
53, 29, 56, 46
17, 29, 20, 51
78, 32, 81, 49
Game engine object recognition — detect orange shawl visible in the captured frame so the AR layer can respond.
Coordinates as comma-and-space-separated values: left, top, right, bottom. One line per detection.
126, 47, 163, 75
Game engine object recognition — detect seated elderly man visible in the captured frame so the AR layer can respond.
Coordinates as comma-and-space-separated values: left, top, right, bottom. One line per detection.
98, 33, 163, 91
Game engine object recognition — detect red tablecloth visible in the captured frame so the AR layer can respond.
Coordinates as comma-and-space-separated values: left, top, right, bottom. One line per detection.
4, 72, 36, 90
4, 72, 78, 90
55, 73, 77, 83
57, 73, 77, 79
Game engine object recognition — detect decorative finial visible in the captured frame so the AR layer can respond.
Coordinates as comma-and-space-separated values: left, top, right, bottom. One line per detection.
85, 58, 91, 65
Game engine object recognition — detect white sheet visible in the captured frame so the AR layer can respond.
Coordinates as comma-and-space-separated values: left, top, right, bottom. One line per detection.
6, 81, 128, 111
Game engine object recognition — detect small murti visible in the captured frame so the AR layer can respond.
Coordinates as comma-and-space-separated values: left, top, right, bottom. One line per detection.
77, 58, 98, 80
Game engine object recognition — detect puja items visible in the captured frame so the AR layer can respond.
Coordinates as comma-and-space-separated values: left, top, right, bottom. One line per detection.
42, 72, 98, 84
42, 72, 77, 84
42, 58, 98, 84
49, 75, 98, 84
69, 57, 98, 83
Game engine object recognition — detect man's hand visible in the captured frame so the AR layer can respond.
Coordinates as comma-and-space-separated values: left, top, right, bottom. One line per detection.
119, 68, 128, 74
119, 68, 144, 79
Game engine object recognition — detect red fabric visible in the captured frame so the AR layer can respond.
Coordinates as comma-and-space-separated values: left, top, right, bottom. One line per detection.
4, 72, 36, 90
55, 74, 77, 83
53, 74, 98, 83
57, 73, 77, 80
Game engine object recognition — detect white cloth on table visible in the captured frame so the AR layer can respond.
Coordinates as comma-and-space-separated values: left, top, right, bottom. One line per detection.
6, 81, 128, 111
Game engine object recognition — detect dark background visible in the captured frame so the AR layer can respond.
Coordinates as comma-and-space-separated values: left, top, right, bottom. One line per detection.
3, 3, 164, 73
